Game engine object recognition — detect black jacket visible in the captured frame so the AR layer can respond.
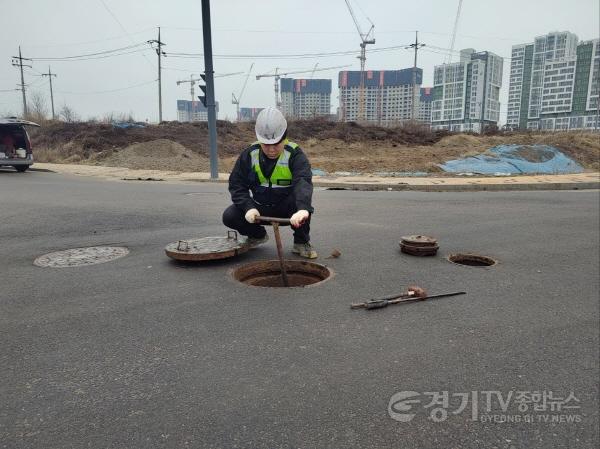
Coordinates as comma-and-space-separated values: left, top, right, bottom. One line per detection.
228, 142, 314, 213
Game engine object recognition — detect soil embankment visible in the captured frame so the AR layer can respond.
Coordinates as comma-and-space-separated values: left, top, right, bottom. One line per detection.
30, 119, 600, 173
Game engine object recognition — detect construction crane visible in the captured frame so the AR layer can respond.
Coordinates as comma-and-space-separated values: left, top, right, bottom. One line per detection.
177, 74, 202, 104
232, 63, 254, 122
256, 67, 282, 109
176, 72, 244, 104
446, 0, 463, 63
310, 63, 319, 79
255, 64, 351, 109
344, 0, 375, 121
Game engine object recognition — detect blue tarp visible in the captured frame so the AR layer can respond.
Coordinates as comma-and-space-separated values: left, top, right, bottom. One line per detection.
439, 144, 584, 175
112, 122, 146, 129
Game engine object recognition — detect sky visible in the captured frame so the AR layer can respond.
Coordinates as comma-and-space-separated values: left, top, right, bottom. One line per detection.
1, 0, 598, 124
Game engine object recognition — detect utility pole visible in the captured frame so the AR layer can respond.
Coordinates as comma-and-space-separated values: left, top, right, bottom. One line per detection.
201, 0, 219, 180
407, 31, 425, 121
11, 46, 32, 117
42, 66, 57, 120
148, 28, 166, 123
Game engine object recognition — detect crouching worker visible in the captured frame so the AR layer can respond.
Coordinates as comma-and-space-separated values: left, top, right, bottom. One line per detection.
222, 107, 317, 259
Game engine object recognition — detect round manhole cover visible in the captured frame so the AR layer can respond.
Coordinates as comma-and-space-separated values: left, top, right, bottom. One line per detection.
34, 246, 130, 268
165, 232, 248, 262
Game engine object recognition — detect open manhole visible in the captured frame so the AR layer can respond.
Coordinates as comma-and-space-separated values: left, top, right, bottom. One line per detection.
34, 246, 129, 268
232, 260, 332, 287
448, 253, 496, 267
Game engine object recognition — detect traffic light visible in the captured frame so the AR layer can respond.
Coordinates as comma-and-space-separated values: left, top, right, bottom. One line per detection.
198, 73, 207, 107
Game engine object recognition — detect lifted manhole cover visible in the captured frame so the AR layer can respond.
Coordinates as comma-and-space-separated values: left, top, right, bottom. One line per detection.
165, 231, 248, 262
448, 253, 496, 267
34, 246, 129, 268
232, 260, 332, 288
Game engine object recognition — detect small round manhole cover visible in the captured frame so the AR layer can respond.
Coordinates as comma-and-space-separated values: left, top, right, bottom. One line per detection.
400, 235, 439, 256
232, 260, 332, 288
448, 253, 496, 267
34, 246, 130, 268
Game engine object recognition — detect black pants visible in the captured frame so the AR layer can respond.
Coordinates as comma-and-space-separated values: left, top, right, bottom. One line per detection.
222, 195, 311, 244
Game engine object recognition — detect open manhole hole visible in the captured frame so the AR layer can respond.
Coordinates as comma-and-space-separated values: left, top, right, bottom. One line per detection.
232, 260, 332, 287
34, 246, 129, 268
448, 253, 496, 267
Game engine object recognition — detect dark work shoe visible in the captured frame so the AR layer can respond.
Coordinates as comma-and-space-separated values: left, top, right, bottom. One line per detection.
292, 242, 318, 259
247, 234, 269, 248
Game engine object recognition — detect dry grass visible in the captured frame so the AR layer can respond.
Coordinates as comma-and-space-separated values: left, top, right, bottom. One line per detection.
29, 120, 600, 173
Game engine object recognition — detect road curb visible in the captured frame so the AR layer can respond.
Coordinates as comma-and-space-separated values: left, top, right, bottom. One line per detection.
31, 164, 600, 192
312, 181, 600, 192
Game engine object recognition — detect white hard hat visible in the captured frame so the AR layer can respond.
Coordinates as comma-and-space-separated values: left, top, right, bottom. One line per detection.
255, 107, 287, 144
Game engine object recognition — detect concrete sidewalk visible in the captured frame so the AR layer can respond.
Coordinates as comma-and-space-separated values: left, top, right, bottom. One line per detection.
31, 162, 600, 191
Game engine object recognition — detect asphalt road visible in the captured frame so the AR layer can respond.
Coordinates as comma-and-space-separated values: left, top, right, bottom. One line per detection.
1, 169, 598, 449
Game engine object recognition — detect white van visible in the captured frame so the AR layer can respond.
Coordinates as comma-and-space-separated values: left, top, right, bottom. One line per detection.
0, 117, 40, 172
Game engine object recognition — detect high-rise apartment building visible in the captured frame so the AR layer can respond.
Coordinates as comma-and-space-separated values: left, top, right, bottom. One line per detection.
239, 107, 263, 122
176, 100, 219, 122
419, 87, 433, 124
279, 78, 331, 119
431, 49, 503, 132
338, 68, 422, 125
507, 31, 599, 130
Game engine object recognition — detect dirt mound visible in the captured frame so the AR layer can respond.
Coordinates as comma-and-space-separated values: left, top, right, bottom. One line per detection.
436, 134, 483, 148
30, 121, 253, 157
98, 139, 209, 171
287, 118, 449, 145
30, 119, 449, 155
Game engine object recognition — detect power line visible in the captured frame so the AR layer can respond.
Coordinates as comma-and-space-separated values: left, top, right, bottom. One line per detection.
30, 48, 152, 63
30, 49, 151, 63
164, 44, 411, 60
23, 40, 512, 66
24, 66, 45, 76
26, 77, 47, 89
98, 0, 155, 70
23, 28, 156, 49
28, 43, 148, 61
